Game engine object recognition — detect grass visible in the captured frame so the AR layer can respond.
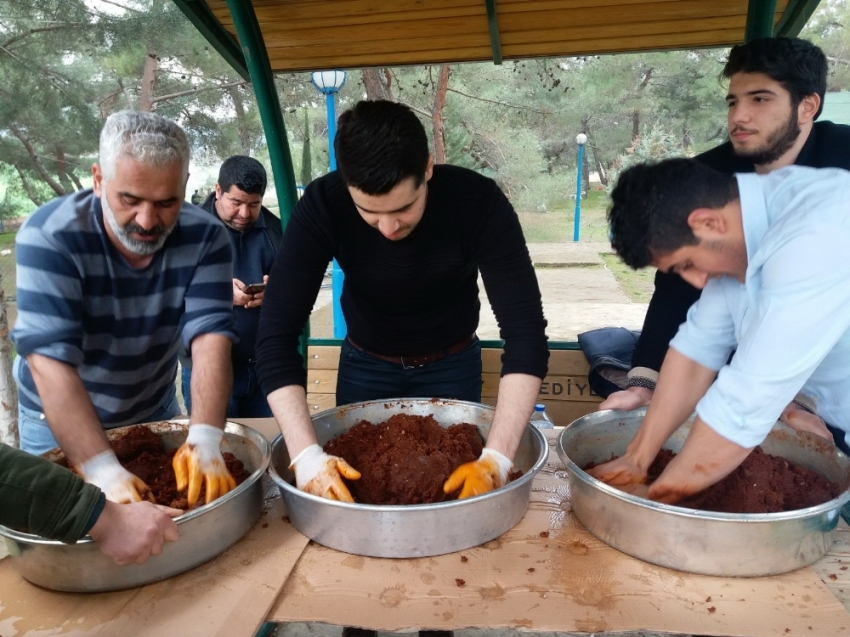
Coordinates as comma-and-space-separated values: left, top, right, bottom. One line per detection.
600, 252, 656, 303
517, 189, 611, 244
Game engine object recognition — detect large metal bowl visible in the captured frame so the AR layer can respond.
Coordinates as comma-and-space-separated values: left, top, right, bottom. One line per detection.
557, 408, 850, 576
268, 398, 548, 558
0, 420, 271, 592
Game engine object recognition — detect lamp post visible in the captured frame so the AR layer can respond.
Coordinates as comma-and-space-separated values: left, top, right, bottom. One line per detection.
311, 70, 347, 338
573, 133, 587, 242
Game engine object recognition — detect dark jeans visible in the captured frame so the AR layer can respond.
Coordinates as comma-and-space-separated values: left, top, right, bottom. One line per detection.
336, 336, 483, 406
182, 361, 272, 418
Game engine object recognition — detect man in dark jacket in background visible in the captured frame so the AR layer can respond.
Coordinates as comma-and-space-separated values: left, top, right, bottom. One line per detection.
182, 156, 283, 417
1, 443, 180, 565
599, 37, 850, 438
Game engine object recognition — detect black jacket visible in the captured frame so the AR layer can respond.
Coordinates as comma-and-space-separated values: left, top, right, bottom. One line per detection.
200, 193, 283, 363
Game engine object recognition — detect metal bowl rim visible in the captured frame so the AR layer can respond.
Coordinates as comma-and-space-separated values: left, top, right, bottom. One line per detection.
557, 413, 850, 522
0, 419, 271, 545
268, 397, 549, 511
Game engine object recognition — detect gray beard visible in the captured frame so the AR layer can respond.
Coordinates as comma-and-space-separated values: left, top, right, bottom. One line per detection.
101, 190, 172, 256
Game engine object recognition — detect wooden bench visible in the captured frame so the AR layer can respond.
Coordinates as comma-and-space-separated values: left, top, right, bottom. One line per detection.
305, 345, 601, 427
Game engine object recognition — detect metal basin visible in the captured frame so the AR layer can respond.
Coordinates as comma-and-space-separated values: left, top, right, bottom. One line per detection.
556, 407, 850, 576
0, 420, 271, 592
268, 398, 548, 558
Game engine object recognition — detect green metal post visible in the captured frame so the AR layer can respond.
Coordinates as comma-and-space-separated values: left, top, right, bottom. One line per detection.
226, 0, 299, 228
172, 0, 250, 81
484, 0, 503, 65
744, 0, 778, 41
225, 0, 309, 360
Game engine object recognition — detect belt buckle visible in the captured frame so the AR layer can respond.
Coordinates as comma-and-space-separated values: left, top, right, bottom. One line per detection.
400, 355, 424, 369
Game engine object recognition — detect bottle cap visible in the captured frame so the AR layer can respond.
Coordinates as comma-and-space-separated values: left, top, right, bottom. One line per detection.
534, 403, 546, 411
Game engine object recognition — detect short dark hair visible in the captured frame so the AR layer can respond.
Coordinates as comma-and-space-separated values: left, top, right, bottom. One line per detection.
217, 155, 267, 195
334, 100, 430, 194
723, 37, 827, 119
608, 159, 739, 269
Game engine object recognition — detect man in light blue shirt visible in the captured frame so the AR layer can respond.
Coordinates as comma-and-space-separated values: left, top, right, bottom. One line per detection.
589, 158, 850, 503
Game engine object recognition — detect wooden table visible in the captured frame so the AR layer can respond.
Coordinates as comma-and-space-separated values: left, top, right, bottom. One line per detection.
1, 419, 849, 637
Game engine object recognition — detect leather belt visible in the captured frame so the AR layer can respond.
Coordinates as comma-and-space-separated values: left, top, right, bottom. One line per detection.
347, 335, 475, 369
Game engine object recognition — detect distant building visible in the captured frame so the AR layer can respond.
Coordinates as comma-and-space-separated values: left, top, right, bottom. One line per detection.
821, 91, 850, 126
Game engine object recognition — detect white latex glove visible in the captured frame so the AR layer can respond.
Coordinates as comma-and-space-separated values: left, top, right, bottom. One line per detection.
289, 443, 361, 502
172, 424, 236, 507
443, 448, 513, 499
77, 450, 153, 504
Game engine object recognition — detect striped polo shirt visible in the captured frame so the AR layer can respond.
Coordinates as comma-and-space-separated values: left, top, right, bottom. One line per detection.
11, 189, 237, 427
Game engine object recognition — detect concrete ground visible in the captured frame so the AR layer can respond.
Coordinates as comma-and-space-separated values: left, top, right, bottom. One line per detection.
310, 242, 648, 342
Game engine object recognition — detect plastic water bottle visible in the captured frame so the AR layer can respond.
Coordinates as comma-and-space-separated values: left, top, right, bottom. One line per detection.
529, 403, 554, 429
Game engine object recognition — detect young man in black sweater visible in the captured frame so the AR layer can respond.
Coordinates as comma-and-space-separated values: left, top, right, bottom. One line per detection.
256, 100, 548, 503
599, 37, 850, 439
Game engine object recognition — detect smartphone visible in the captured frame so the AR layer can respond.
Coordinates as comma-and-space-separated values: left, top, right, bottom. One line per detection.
243, 282, 267, 295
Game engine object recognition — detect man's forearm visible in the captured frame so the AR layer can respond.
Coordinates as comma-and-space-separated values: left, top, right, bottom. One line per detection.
648, 416, 752, 503
485, 373, 542, 460
27, 354, 112, 466
266, 384, 318, 458
189, 333, 232, 427
625, 348, 717, 469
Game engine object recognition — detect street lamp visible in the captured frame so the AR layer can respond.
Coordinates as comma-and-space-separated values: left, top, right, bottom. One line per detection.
311, 70, 347, 338
573, 133, 587, 242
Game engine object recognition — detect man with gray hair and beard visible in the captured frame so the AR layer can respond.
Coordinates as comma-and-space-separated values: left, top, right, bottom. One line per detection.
12, 110, 238, 509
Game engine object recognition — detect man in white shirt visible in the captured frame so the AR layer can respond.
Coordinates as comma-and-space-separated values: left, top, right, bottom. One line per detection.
589, 158, 850, 503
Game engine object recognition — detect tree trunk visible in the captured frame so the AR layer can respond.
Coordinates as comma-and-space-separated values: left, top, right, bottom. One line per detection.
0, 277, 19, 447
14, 164, 44, 205
55, 146, 74, 192
631, 68, 653, 144
431, 65, 451, 164
382, 68, 395, 102
10, 126, 65, 196
594, 158, 608, 187
362, 68, 393, 101
227, 85, 251, 155
69, 169, 84, 191
138, 51, 158, 112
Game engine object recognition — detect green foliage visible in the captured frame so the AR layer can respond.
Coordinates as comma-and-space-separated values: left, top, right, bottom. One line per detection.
606, 125, 687, 195
3, 0, 850, 220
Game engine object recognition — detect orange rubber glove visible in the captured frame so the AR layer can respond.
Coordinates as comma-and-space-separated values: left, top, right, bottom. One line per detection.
77, 449, 154, 504
443, 448, 513, 499
172, 424, 236, 507
289, 444, 361, 502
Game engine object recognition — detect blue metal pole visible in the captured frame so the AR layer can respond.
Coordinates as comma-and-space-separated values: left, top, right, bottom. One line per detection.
326, 91, 338, 171
326, 90, 347, 338
573, 142, 584, 242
